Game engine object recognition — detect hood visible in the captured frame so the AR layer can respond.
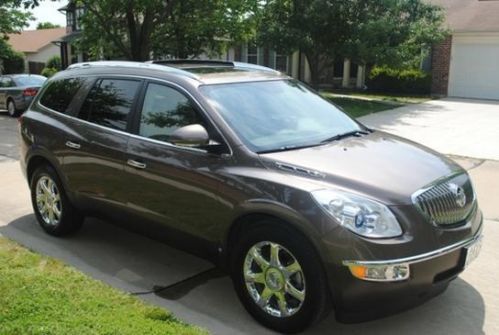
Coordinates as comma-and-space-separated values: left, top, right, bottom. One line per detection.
259, 131, 463, 205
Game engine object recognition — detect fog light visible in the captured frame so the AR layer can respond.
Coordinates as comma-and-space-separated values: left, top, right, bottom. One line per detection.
347, 263, 410, 282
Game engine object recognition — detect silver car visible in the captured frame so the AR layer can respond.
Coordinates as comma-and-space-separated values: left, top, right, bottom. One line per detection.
0, 74, 46, 117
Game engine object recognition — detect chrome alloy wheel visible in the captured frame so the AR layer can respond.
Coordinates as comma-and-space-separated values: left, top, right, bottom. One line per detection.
35, 176, 62, 226
244, 241, 306, 318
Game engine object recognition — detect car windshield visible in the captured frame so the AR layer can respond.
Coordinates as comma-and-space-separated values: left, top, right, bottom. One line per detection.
14, 75, 46, 87
200, 80, 362, 153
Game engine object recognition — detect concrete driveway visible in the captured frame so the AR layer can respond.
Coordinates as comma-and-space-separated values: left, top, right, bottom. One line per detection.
359, 98, 499, 161
1, 104, 499, 334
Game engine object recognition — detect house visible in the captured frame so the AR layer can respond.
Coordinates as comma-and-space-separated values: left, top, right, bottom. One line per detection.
430, 0, 499, 100
57, 2, 87, 69
6, 28, 66, 74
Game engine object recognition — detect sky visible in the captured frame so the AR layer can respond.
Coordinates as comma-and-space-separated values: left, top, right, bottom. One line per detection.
26, 1, 68, 30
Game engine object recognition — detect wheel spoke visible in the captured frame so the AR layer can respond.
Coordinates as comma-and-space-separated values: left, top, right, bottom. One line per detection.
48, 206, 55, 224
286, 282, 305, 302
245, 271, 265, 284
36, 193, 47, 203
41, 180, 51, 195
53, 204, 62, 219
258, 287, 273, 308
270, 243, 281, 267
275, 292, 290, 317
283, 260, 301, 277
251, 247, 270, 271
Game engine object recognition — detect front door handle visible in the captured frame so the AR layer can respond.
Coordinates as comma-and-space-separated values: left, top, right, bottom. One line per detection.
65, 141, 81, 150
127, 159, 147, 169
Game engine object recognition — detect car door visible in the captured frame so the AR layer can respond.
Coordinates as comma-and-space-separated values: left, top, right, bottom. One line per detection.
62, 77, 143, 214
124, 81, 230, 241
0, 77, 9, 109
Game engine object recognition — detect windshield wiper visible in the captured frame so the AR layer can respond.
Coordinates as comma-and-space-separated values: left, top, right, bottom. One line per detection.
257, 143, 322, 154
320, 130, 369, 144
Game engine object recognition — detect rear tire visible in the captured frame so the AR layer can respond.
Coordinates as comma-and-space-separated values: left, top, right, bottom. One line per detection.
30, 164, 84, 236
7, 99, 18, 117
231, 221, 331, 333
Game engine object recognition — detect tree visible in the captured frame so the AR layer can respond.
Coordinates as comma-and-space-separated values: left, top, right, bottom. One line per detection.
258, 0, 447, 87
0, 0, 32, 70
76, 0, 258, 61
37, 21, 61, 29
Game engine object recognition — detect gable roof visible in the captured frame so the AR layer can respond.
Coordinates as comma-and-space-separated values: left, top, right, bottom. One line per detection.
6, 27, 66, 53
429, 0, 499, 33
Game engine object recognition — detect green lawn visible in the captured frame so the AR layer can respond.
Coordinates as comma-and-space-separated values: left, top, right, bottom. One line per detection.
325, 96, 402, 118
0, 237, 206, 335
322, 90, 432, 104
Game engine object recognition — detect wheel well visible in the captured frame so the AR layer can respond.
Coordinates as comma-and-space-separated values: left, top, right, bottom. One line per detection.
225, 213, 320, 264
27, 156, 53, 184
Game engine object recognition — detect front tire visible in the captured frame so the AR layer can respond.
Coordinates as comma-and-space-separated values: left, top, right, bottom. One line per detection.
7, 100, 18, 117
231, 222, 331, 333
30, 164, 84, 236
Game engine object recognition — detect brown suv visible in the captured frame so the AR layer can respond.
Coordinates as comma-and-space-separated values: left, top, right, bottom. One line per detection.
19, 60, 483, 333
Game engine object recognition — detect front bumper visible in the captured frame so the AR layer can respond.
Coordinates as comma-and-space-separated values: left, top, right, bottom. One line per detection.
331, 218, 483, 323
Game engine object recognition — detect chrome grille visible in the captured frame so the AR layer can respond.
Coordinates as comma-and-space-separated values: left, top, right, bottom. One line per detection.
413, 173, 476, 226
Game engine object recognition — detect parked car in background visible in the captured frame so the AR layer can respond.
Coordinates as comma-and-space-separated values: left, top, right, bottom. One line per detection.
19, 61, 483, 333
0, 74, 46, 117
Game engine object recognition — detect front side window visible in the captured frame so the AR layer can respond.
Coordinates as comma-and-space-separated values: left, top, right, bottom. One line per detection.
200, 80, 362, 153
139, 83, 205, 143
39, 77, 84, 114
80, 79, 141, 131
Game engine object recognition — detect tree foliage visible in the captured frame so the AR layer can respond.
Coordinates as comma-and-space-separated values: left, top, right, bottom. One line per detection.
37, 21, 61, 29
74, 0, 258, 61
0, 0, 32, 69
258, 0, 448, 86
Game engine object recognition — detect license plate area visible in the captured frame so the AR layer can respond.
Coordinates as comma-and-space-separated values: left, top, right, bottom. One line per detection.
464, 236, 483, 268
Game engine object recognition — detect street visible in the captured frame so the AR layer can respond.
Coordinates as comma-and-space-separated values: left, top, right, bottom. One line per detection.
1, 100, 499, 334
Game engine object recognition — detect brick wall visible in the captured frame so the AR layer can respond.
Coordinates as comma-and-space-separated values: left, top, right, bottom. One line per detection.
431, 36, 453, 96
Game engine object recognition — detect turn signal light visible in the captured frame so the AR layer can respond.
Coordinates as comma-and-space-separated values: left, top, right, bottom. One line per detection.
346, 263, 410, 282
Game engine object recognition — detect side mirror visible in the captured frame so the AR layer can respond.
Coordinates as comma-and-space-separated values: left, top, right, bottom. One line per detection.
170, 124, 210, 147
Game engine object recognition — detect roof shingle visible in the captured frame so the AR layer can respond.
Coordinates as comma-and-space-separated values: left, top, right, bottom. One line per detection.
6, 27, 66, 53
429, 0, 499, 32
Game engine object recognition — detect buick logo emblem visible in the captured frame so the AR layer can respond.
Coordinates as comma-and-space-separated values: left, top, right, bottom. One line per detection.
448, 183, 466, 208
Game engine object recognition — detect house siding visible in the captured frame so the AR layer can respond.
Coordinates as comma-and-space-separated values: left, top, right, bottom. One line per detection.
431, 36, 453, 96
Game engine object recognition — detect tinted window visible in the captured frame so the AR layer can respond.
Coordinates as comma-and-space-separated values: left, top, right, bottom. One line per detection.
139, 83, 205, 142
0, 77, 15, 87
80, 79, 140, 131
14, 75, 46, 87
39, 78, 84, 114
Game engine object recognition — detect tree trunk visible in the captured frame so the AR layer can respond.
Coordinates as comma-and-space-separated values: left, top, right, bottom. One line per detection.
305, 51, 321, 89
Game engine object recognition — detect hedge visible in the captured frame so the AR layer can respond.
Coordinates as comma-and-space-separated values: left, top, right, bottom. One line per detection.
367, 66, 431, 94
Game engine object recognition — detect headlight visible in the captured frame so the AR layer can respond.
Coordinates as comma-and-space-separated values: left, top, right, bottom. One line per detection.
311, 189, 402, 238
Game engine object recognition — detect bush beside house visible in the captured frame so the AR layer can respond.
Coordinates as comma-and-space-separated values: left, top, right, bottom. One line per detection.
367, 66, 432, 95
2, 51, 25, 74
41, 55, 62, 78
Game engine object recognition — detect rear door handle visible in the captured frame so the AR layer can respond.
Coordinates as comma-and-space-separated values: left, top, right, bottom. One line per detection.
65, 141, 81, 150
127, 159, 147, 169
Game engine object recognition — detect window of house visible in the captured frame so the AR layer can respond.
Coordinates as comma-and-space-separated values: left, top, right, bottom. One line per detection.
275, 54, 289, 73
67, 11, 75, 29
79, 79, 141, 131
247, 43, 259, 65
139, 83, 205, 143
75, 7, 85, 30
39, 78, 85, 114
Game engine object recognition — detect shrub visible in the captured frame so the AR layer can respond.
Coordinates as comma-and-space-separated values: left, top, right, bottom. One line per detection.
367, 66, 431, 94
3, 51, 25, 74
41, 67, 58, 78
46, 55, 62, 70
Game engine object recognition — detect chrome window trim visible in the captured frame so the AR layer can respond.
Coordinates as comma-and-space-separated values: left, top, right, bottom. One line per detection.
343, 219, 483, 267
37, 74, 233, 157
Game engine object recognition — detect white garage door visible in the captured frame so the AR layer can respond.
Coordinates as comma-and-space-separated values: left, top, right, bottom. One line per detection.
448, 34, 499, 100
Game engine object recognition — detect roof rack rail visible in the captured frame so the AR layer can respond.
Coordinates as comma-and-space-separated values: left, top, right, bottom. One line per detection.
148, 59, 235, 67
66, 61, 199, 80
148, 59, 281, 74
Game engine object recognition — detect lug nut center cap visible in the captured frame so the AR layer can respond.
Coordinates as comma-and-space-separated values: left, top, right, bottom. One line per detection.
265, 268, 284, 291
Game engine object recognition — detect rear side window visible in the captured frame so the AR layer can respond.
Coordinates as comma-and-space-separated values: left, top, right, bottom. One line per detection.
39, 78, 84, 114
79, 79, 141, 131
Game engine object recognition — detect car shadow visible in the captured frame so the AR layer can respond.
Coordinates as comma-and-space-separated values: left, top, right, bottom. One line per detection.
0, 214, 486, 335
